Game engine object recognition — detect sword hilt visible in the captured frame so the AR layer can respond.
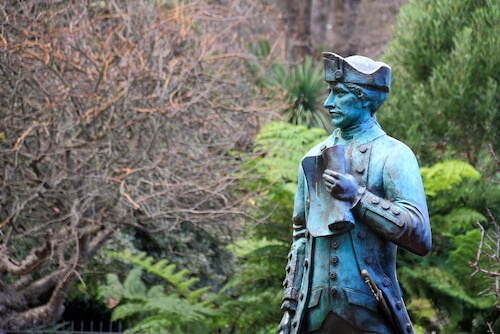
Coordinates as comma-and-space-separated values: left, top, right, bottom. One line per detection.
361, 269, 382, 302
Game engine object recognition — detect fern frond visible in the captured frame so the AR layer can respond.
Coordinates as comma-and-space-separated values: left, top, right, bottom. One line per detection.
186, 286, 212, 303
421, 160, 480, 196
434, 207, 487, 234
111, 302, 149, 321
123, 268, 147, 299
400, 266, 495, 309
98, 273, 125, 301
253, 121, 326, 184
109, 250, 203, 298
146, 285, 164, 298
101, 250, 217, 329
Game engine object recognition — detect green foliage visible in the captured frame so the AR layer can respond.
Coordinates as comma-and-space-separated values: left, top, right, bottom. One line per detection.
421, 160, 480, 197
253, 121, 327, 188
378, 3, 500, 327
406, 298, 437, 333
263, 57, 331, 131
217, 239, 285, 333
218, 122, 326, 331
98, 251, 217, 333
433, 208, 486, 235
448, 230, 494, 301
401, 264, 493, 310
379, 0, 500, 168
248, 121, 326, 240
398, 161, 499, 332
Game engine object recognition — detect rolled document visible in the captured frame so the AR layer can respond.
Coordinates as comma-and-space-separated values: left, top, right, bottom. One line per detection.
302, 144, 355, 236
321, 144, 355, 233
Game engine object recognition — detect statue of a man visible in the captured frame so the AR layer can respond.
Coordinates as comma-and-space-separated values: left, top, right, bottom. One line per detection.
278, 52, 432, 334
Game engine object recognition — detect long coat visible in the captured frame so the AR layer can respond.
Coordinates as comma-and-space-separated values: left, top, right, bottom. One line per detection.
281, 123, 431, 334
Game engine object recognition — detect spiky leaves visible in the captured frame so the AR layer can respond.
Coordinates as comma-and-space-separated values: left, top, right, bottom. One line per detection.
264, 57, 332, 132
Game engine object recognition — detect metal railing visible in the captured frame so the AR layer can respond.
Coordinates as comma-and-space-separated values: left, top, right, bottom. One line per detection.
0, 321, 267, 334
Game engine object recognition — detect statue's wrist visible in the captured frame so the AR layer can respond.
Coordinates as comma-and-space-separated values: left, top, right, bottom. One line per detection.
351, 186, 366, 208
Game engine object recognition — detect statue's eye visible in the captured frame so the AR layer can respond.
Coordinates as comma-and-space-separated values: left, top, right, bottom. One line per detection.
333, 89, 345, 97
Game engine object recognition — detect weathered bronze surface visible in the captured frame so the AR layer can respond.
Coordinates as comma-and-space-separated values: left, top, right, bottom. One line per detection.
278, 52, 432, 334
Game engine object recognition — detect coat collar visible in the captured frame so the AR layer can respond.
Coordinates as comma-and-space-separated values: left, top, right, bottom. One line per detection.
331, 121, 386, 147
304, 121, 386, 158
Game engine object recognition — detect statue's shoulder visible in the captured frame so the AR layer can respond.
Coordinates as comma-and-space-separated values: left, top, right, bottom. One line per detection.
373, 134, 419, 163
370, 132, 409, 150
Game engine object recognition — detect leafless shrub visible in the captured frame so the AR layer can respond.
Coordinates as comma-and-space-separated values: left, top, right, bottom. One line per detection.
471, 146, 500, 333
471, 213, 500, 306
0, 0, 281, 328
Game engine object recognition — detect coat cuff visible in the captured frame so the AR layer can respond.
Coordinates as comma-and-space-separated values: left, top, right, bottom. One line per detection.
356, 191, 410, 236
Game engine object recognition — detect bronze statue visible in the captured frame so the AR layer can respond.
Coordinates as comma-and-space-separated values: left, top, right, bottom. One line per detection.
278, 52, 432, 334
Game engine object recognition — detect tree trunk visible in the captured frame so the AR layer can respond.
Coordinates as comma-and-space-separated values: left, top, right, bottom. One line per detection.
339, 0, 362, 56
278, 0, 312, 62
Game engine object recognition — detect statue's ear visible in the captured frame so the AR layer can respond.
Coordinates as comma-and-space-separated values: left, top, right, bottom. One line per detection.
361, 100, 372, 109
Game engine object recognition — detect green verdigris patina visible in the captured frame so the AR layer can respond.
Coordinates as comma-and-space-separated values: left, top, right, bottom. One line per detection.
278, 53, 432, 334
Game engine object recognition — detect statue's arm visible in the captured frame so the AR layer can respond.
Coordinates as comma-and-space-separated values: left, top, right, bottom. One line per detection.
354, 145, 432, 256
281, 166, 307, 312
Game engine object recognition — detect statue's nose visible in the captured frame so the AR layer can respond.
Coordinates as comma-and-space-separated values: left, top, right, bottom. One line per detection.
324, 93, 335, 109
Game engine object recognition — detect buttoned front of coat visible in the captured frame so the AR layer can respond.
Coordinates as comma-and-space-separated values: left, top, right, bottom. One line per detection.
283, 122, 431, 334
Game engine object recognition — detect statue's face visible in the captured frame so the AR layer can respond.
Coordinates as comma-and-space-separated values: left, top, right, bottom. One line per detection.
324, 82, 371, 129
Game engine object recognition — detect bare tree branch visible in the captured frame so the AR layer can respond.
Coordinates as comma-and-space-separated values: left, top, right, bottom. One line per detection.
0, 0, 282, 328
0, 230, 54, 275
471, 211, 500, 308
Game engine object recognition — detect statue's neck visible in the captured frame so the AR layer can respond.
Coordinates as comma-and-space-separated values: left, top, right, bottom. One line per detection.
339, 117, 377, 140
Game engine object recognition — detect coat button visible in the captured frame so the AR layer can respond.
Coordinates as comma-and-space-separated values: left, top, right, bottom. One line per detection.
359, 145, 368, 153
396, 301, 402, 310
330, 256, 339, 264
299, 292, 304, 300
329, 271, 337, 280
331, 240, 339, 249
304, 260, 309, 269
391, 206, 401, 215
356, 165, 365, 174
383, 278, 391, 287
358, 230, 367, 239
330, 287, 338, 295
382, 202, 391, 210
370, 196, 380, 204
406, 323, 412, 332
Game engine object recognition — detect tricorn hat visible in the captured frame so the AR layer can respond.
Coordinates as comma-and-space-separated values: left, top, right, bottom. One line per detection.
322, 52, 391, 92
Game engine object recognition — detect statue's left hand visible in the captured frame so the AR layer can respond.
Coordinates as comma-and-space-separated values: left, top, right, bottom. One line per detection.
323, 169, 359, 200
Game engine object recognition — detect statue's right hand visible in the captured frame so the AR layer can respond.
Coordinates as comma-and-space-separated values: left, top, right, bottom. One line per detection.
277, 311, 293, 334
323, 169, 359, 200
